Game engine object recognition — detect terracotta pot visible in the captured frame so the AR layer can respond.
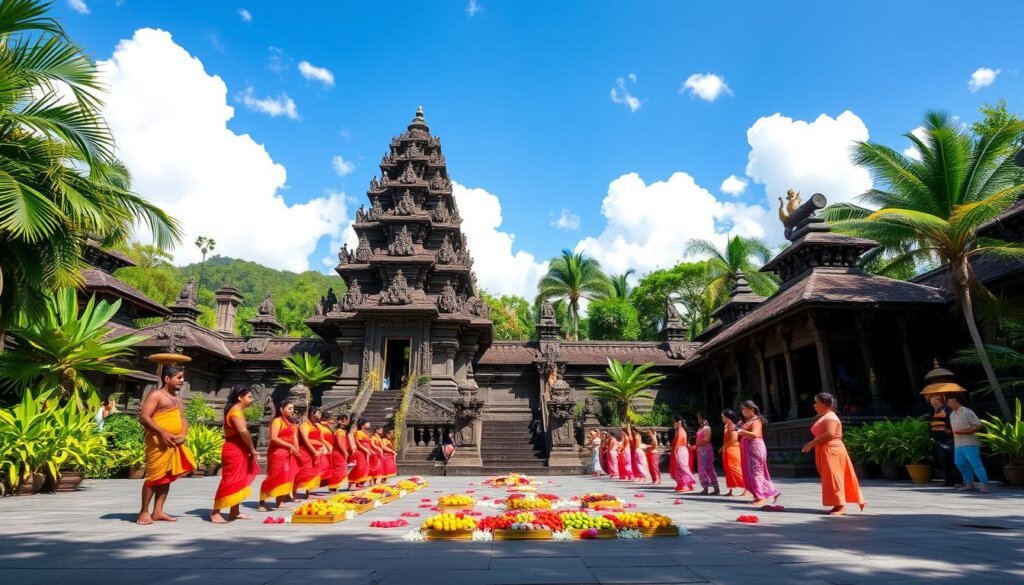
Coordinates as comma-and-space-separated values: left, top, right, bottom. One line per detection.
16, 473, 45, 496
906, 464, 932, 484
879, 464, 906, 480
1002, 464, 1024, 487
55, 471, 84, 492
128, 466, 146, 480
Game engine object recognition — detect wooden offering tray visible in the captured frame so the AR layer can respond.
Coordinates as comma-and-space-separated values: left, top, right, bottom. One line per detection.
492, 529, 553, 540
291, 513, 347, 524
423, 529, 474, 541
568, 528, 618, 539
638, 525, 680, 537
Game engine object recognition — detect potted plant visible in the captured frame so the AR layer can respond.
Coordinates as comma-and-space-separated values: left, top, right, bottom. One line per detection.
118, 443, 147, 479
44, 400, 110, 492
979, 398, 1024, 487
899, 420, 934, 483
0, 390, 60, 495
105, 414, 146, 478
768, 451, 818, 478
843, 425, 876, 479
185, 424, 224, 476
861, 419, 908, 480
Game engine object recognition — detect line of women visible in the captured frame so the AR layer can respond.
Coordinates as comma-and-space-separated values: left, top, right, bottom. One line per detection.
208, 386, 398, 523
589, 396, 866, 516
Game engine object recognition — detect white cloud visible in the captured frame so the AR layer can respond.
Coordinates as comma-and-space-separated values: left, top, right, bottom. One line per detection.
466, 0, 481, 16
452, 182, 548, 298
68, 0, 89, 14
720, 175, 748, 196
238, 8, 252, 22
744, 111, 872, 218
551, 208, 581, 231
298, 60, 335, 88
576, 172, 769, 276
100, 28, 350, 273
331, 155, 355, 177
610, 74, 642, 112
680, 73, 732, 102
968, 67, 999, 92
240, 86, 298, 119
902, 126, 928, 161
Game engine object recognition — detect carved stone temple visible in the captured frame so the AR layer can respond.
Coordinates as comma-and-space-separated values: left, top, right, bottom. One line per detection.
83, 108, 1024, 475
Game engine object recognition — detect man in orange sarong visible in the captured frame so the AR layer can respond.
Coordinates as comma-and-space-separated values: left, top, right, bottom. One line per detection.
211, 386, 260, 523
137, 365, 196, 525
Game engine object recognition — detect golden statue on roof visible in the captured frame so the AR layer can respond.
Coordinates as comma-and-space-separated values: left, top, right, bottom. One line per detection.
778, 189, 802, 223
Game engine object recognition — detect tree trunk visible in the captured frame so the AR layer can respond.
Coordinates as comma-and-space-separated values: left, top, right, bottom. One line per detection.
956, 263, 1011, 419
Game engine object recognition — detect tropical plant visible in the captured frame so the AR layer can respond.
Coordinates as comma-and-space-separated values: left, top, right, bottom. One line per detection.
978, 398, 1024, 466
47, 401, 108, 477
278, 352, 339, 390
952, 318, 1024, 395
824, 111, 1024, 418
482, 290, 535, 340
194, 235, 216, 290
185, 424, 224, 467
0, 390, 61, 485
587, 297, 641, 341
609, 270, 635, 299
0, 290, 147, 407
537, 249, 612, 340
184, 395, 217, 425
243, 402, 264, 424
857, 418, 932, 465
630, 402, 674, 427
683, 235, 777, 306
631, 262, 713, 340
104, 413, 146, 473
0, 0, 181, 331
842, 425, 870, 465
584, 359, 665, 432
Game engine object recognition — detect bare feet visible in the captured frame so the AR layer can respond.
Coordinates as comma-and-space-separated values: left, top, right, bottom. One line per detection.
751, 499, 768, 507
136, 512, 154, 525
230, 513, 252, 520
773, 493, 782, 503
210, 512, 228, 524
152, 512, 177, 522
258, 505, 270, 512
827, 505, 846, 516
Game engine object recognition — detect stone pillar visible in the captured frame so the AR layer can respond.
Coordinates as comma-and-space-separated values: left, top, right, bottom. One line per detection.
546, 379, 579, 469
448, 380, 483, 467
814, 337, 834, 395
214, 286, 243, 334
899, 317, 922, 405
783, 346, 798, 420
753, 341, 770, 418
858, 317, 890, 414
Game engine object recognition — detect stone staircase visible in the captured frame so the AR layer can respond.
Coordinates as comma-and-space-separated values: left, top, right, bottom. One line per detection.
358, 389, 403, 428
479, 415, 548, 471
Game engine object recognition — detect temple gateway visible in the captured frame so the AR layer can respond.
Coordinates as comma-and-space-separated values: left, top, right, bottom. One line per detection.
85, 108, 1023, 474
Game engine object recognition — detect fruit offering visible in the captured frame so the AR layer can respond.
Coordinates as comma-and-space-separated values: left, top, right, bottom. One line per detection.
506, 496, 552, 511
438, 494, 475, 507
331, 494, 373, 506
397, 479, 419, 492
421, 512, 478, 532
606, 512, 674, 529
370, 485, 401, 498
483, 473, 535, 487
293, 500, 349, 517
581, 493, 617, 504
559, 511, 616, 531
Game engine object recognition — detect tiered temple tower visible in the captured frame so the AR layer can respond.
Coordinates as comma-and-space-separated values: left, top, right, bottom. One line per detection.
307, 107, 493, 403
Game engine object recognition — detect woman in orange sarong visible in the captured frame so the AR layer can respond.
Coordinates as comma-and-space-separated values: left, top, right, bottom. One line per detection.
317, 413, 335, 488
327, 414, 351, 492
293, 408, 323, 499
348, 419, 373, 487
720, 409, 747, 497
369, 425, 385, 484
258, 399, 300, 511
211, 386, 260, 523
382, 428, 398, 479
802, 393, 866, 516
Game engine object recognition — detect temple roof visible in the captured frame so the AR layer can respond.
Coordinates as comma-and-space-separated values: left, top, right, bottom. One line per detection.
81, 268, 171, 318
689, 268, 946, 360
476, 340, 697, 367
134, 320, 234, 361
978, 197, 1024, 237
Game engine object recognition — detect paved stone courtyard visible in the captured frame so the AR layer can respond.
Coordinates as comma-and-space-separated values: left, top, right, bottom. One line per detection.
0, 475, 1020, 585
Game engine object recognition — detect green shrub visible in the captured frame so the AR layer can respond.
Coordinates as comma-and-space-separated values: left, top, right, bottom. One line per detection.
105, 414, 143, 449
184, 395, 217, 424
186, 424, 224, 466
243, 403, 264, 424
979, 398, 1024, 465
630, 402, 674, 427
858, 418, 933, 465
587, 298, 641, 341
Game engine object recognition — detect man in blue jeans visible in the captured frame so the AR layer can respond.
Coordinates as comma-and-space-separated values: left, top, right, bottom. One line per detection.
948, 395, 989, 493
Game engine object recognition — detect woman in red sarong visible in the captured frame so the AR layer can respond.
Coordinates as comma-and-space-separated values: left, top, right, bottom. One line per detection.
317, 413, 335, 488
348, 419, 373, 487
645, 428, 662, 485
369, 425, 385, 484
258, 399, 300, 511
327, 414, 351, 492
293, 408, 323, 500
382, 428, 398, 480
211, 386, 260, 523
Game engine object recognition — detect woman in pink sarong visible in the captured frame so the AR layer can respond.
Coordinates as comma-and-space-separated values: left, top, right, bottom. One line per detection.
618, 428, 634, 481
631, 428, 649, 483
599, 431, 615, 477
695, 414, 720, 495
669, 416, 696, 492
607, 432, 620, 479
645, 428, 662, 485
734, 400, 781, 506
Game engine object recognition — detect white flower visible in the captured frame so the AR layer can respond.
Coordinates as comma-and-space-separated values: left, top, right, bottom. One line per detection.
678, 526, 690, 536
552, 530, 573, 541
374, 501, 382, 508
471, 530, 493, 541
344, 510, 356, 520
401, 529, 427, 542
617, 529, 643, 539
551, 499, 577, 510
399, 490, 408, 497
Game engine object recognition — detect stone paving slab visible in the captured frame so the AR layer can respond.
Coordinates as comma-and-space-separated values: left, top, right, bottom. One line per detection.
0, 475, 1020, 584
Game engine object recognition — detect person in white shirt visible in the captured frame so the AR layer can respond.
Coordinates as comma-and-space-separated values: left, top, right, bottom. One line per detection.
947, 395, 989, 493
94, 396, 117, 431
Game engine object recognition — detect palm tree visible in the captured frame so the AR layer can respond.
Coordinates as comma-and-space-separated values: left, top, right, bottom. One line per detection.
683, 235, 777, 305
584, 359, 666, 432
609, 270, 635, 299
0, 289, 147, 408
823, 111, 1024, 418
0, 0, 181, 331
537, 249, 612, 340
194, 236, 216, 291
278, 352, 339, 393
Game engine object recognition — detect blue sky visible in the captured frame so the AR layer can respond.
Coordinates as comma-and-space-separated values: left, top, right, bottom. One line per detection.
59, 0, 1024, 296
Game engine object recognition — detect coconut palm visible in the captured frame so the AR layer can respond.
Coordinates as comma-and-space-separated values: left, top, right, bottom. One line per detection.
683, 235, 777, 305
537, 249, 612, 340
823, 111, 1024, 418
0, 0, 181, 331
585, 359, 666, 432
0, 289, 147, 408
194, 236, 216, 291
609, 270, 635, 299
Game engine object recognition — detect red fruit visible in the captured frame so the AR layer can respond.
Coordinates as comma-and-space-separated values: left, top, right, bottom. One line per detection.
673, 499, 683, 505
421, 498, 431, 502
634, 493, 645, 498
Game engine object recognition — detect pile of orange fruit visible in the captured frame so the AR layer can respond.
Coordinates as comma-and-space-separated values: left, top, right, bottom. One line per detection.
607, 512, 673, 529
